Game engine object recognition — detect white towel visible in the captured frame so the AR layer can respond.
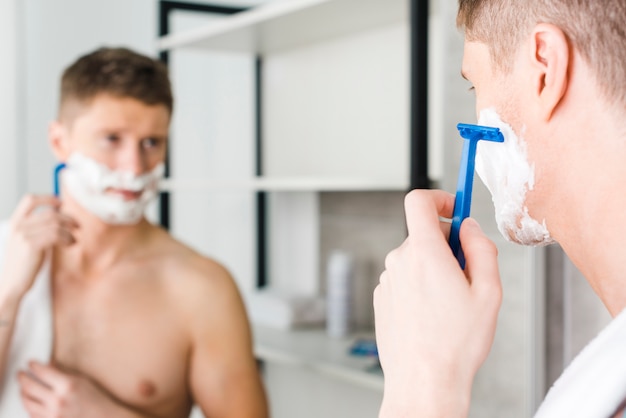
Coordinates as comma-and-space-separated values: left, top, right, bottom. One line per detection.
0, 221, 54, 417
535, 307, 626, 418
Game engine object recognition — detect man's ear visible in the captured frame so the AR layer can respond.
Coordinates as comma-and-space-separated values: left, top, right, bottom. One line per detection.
48, 120, 70, 161
529, 23, 570, 121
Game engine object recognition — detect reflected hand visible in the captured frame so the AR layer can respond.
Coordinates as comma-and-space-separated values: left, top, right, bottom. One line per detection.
0, 195, 78, 302
374, 190, 502, 417
18, 362, 119, 418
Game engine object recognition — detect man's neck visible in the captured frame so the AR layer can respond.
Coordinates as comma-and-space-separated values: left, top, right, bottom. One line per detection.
548, 103, 626, 317
559, 210, 626, 317
55, 198, 153, 278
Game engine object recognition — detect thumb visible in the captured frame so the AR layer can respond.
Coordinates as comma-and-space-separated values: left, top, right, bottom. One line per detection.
460, 218, 502, 300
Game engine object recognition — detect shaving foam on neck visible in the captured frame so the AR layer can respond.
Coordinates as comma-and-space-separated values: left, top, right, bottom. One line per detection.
476, 108, 554, 246
62, 152, 164, 225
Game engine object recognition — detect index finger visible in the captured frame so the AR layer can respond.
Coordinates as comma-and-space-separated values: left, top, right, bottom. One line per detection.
404, 189, 455, 238
12, 195, 60, 220
28, 361, 70, 393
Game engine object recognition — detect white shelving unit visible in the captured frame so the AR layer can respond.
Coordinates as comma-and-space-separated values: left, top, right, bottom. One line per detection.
160, 177, 408, 192
158, 0, 410, 193
253, 326, 382, 392
158, 0, 406, 54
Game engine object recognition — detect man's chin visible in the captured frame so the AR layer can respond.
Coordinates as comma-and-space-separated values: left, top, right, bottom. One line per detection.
499, 222, 556, 247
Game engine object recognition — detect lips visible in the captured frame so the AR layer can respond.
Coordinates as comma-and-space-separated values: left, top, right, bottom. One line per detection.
106, 189, 143, 201
62, 152, 165, 225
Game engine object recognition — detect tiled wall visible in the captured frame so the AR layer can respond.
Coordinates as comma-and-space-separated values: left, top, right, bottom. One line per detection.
319, 191, 407, 330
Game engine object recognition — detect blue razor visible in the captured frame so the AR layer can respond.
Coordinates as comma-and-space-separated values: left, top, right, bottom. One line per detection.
449, 124, 504, 269
54, 163, 67, 197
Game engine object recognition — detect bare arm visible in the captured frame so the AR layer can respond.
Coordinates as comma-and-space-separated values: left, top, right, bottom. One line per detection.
0, 195, 78, 382
0, 293, 21, 385
187, 263, 268, 418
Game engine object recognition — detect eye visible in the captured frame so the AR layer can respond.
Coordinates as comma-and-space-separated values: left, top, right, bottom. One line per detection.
141, 138, 162, 149
105, 133, 120, 143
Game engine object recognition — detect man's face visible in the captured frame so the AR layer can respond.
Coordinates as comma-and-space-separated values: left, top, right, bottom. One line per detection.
56, 94, 169, 200
461, 40, 555, 246
51, 94, 170, 224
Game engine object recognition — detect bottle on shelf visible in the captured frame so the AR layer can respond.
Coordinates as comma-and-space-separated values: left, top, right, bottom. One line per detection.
326, 250, 354, 338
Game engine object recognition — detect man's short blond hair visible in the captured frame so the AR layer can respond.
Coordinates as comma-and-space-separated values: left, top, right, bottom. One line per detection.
59, 47, 173, 122
457, 0, 626, 107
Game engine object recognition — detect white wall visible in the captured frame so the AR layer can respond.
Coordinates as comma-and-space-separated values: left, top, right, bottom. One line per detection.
0, 0, 23, 218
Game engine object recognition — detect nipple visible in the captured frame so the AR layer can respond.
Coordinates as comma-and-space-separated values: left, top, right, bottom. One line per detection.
138, 380, 157, 398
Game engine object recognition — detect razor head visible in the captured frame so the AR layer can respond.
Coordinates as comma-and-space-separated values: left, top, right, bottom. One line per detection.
54, 162, 67, 197
457, 123, 504, 143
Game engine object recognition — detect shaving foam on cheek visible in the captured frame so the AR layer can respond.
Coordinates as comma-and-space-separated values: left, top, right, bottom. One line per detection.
475, 108, 554, 246
62, 152, 164, 225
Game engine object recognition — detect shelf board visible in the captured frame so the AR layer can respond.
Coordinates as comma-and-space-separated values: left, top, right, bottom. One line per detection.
157, 0, 407, 54
159, 177, 408, 192
253, 325, 383, 391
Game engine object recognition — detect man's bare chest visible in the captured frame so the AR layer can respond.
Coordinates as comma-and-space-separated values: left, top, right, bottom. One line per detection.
51, 272, 191, 416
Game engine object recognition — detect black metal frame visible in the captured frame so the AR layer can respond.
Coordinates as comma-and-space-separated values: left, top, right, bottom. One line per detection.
410, 0, 430, 189
255, 57, 268, 287
157, 0, 430, 288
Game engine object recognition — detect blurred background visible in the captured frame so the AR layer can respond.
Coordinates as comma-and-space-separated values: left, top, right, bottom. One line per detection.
0, 0, 611, 417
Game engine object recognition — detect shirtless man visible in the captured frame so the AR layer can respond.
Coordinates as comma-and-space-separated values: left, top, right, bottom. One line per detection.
374, 0, 626, 417
0, 48, 268, 417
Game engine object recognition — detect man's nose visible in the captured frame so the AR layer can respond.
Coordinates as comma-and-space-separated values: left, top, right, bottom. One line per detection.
118, 145, 147, 175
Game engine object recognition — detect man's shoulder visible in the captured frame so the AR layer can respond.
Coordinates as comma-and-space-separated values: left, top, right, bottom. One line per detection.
158, 241, 246, 336
149, 226, 240, 311
150, 226, 232, 282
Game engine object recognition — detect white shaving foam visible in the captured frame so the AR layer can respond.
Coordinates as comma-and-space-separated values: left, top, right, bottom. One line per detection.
475, 108, 554, 246
62, 152, 164, 225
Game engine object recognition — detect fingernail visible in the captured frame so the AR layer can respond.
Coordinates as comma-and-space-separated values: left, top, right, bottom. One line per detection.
464, 218, 481, 230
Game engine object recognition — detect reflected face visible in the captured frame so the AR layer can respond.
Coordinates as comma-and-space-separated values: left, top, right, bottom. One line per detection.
61, 93, 169, 180
53, 94, 170, 224
461, 41, 554, 246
